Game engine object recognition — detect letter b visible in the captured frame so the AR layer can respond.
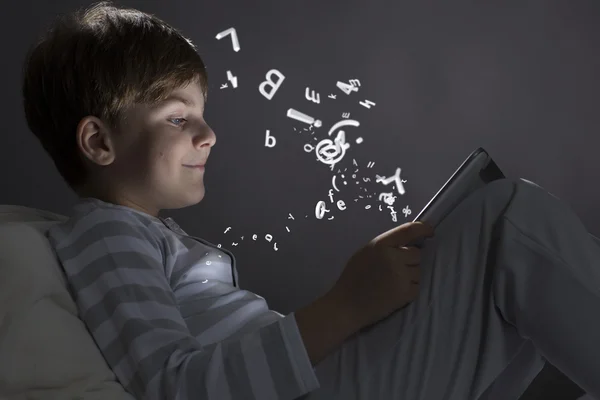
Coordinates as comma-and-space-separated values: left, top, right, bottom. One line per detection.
265, 130, 276, 148
259, 69, 285, 100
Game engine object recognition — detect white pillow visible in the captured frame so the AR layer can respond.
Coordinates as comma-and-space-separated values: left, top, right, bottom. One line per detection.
0, 214, 134, 400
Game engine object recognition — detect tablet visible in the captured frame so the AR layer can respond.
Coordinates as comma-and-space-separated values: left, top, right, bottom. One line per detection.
409, 147, 505, 247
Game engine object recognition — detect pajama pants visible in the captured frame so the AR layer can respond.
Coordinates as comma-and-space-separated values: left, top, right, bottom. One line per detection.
304, 178, 600, 400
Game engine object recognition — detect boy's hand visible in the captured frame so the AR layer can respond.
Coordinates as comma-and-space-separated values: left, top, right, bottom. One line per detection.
328, 221, 435, 330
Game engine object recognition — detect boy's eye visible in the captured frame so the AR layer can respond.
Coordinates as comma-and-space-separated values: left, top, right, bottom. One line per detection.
168, 117, 187, 126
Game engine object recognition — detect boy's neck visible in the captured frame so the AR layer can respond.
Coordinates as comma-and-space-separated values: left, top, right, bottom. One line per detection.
76, 186, 161, 218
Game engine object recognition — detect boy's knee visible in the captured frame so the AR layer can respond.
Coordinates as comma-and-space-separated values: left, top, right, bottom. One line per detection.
484, 178, 551, 203
514, 177, 561, 203
441, 178, 516, 227
518, 178, 543, 190
480, 178, 519, 201
503, 177, 575, 231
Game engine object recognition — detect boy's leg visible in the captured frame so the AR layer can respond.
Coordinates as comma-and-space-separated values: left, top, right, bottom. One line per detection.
492, 178, 600, 397
303, 178, 600, 400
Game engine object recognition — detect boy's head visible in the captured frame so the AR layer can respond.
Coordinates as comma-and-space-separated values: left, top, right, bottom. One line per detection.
22, 1, 216, 217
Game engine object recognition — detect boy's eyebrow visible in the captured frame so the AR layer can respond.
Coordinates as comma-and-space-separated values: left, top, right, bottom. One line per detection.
160, 94, 196, 107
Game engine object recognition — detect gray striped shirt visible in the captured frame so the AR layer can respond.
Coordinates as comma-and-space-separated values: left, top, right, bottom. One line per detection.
46, 198, 320, 399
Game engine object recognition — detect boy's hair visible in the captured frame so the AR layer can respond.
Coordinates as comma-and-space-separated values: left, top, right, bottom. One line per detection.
22, 1, 208, 192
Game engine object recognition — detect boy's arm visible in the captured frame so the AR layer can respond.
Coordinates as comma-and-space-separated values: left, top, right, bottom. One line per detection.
48, 210, 322, 400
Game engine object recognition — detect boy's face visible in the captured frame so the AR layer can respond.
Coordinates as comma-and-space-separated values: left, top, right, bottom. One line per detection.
77, 80, 216, 217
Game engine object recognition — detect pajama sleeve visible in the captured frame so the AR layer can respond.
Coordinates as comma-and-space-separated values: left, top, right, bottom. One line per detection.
47, 208, 320, 399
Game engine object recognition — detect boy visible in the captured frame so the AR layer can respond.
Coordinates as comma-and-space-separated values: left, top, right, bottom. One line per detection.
23, 2, 352, 398
22, 1, 600, 399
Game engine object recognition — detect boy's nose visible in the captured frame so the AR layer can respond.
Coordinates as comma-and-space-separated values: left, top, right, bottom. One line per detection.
193, 126, 216, 148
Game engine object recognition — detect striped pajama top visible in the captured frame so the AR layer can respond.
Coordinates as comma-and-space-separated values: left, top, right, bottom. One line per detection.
46, 197, 320, 399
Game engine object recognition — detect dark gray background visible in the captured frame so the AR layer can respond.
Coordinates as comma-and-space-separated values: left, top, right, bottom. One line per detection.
2, 1, 598, 399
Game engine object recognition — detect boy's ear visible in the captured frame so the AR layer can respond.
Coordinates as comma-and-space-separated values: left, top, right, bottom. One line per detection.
76, 116, 116, 166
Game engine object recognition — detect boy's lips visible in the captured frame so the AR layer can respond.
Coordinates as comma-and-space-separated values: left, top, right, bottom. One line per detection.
183, 160, 207, 168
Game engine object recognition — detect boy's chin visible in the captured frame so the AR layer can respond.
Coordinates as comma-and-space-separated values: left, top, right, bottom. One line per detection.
167, 190, 205, 210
